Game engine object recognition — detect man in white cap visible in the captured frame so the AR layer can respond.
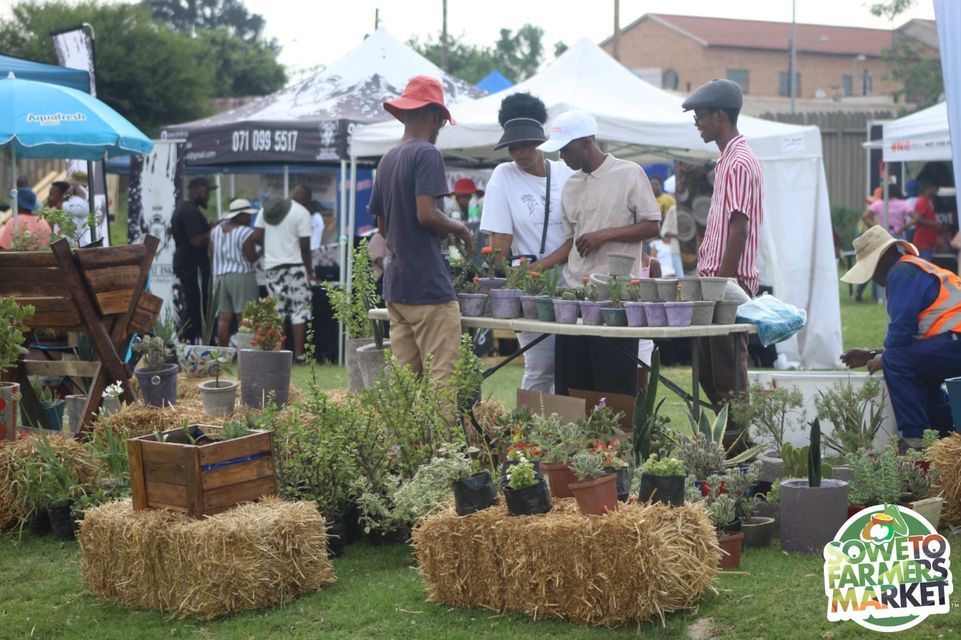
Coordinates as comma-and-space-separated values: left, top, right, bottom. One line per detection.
840, 226, 961, 450
538, 110, 661, 396
368, 75, 473, 383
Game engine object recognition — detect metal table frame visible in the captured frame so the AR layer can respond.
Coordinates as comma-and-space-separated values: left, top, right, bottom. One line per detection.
368, 309, 756, 418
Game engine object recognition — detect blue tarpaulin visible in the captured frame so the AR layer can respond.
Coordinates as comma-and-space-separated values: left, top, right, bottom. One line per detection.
476, 70, 513, 94
0, 54, 90, 94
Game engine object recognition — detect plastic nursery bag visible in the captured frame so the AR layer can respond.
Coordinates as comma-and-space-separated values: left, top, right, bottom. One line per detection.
735, 293, 807, 346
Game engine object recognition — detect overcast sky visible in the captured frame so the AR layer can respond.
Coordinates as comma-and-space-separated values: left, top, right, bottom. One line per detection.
244, 0, 938, 79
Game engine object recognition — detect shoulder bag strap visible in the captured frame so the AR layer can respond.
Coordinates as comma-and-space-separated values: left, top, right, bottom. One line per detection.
539, 160, 552, 256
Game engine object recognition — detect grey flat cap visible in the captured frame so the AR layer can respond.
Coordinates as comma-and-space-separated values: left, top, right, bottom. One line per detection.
681, 79, 743, 112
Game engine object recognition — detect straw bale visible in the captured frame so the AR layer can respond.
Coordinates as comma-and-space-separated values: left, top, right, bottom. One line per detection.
929, 433, 961, 527
0, 433, 101, 529
413, 499, 719, 627
78, 497, 334, 619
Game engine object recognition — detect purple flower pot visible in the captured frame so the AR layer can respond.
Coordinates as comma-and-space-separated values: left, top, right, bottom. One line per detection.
458, 293, 488, 317
519, 295, 540, 319
623, 301, 647, 327
579, 300, 609, 326
664, 301, 694, 326
490, 288, 522, 319
644, 302, 668, 327
553, 299, 579, 324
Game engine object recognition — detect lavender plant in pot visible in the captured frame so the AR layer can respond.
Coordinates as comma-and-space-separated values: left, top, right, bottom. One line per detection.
0, 297, 34, 441
622, 278, 647, 327
578, 276, 610, 326
552, 289, 580, 324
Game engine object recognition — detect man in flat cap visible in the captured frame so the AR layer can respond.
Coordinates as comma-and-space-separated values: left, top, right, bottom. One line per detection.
683, 79, 763, 450
840, 226, 961, 451
172, 176, 216, 343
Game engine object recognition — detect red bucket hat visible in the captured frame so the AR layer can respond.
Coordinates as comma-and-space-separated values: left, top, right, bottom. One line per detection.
452, 178, 483, 196
384, 75, 456, 125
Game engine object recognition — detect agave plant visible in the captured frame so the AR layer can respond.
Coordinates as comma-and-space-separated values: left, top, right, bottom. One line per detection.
683, 404, 764, 467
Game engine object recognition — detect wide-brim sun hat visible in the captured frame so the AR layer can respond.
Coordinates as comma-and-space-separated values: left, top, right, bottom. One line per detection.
495, 117, 547, 150
223, 198, 258, 220
840, 225, 918, 284
384, 75, 455, 125
537, 110, 598, 153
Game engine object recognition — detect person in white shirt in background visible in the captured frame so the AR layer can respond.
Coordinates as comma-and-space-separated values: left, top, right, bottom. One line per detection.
480, 93, 574, 392
308, 199, 326, 275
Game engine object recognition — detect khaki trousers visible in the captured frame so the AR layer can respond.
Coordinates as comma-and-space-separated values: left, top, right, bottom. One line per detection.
387, 300, 461, 382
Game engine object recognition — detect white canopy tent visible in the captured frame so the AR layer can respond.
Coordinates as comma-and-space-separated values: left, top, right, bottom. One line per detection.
351, 39, 841, 369
882, 101, 951, 162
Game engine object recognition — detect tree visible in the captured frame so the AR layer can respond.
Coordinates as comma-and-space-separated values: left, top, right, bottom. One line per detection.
492, 25, 544, 83
196, 28, 286, 97
866, 0, 942, 109
144, 0, 266, 43
411, 23, 547, 85
869, 0, 917, 20
408, 33, 498, 85
0, 1, 212, 136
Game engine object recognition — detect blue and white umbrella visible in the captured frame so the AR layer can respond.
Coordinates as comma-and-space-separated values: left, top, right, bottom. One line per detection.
1, 71, 153, 221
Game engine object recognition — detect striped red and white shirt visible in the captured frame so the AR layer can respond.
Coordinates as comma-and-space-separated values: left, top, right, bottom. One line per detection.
697, 134, 763, 295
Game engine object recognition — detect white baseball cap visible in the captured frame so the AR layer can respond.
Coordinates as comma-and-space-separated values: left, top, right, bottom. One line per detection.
537, 111, 598, 153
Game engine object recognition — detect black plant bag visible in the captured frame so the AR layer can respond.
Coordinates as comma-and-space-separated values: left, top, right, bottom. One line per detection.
606, 467, 630, 502
47, 502, 76, 541
453, 471, 499, 516
500, 460, 542, 490
639, 473, 685, 507
504, 478, 553, 516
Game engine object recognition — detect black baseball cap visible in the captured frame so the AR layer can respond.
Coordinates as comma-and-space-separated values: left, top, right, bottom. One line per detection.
187, 176, 218, 190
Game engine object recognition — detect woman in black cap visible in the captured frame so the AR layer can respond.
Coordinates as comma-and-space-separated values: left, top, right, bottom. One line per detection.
480, 93, 574, 392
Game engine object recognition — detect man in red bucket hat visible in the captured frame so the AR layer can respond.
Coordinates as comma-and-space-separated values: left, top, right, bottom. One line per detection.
368, 75, 472, 383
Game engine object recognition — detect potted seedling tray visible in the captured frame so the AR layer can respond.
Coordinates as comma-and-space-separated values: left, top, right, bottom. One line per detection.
128, 424, 277, 518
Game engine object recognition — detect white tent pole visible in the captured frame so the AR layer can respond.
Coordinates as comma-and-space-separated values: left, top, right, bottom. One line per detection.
10, 145, 17, 226
230, 174, 236, 198
283, 165, 289, 197
346, 155, 358, 298
338, 159, 347, 366
215, 174, 223, 219
882, 162, 890, 233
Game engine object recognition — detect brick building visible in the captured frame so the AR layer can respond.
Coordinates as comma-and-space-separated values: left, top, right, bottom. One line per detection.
602, 13, 930, 101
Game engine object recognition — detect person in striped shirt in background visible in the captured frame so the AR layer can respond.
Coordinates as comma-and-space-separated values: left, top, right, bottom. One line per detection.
208, 198, 260, 349
683, 78, 763, 452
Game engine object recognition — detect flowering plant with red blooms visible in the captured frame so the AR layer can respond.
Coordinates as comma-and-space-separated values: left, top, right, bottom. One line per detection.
506, 258, 531, 290
241, 297, 285, 351
591, 437, 628, 469
581, 275, 602, 302
624, 278, 642, 302
480, 245, 507, 279
507, 440, 542, 461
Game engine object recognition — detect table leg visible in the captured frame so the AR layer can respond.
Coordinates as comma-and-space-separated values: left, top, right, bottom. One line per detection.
692, 338, 701, 422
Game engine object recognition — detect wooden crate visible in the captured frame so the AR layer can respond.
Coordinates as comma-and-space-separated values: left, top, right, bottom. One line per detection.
128, 425, 277, 517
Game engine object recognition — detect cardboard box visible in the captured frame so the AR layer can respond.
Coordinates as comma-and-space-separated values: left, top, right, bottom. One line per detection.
516, 388, 636, 433
568, 388, 636, 433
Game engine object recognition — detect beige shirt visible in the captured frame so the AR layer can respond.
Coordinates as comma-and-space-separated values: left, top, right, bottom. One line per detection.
661, 205, 681, 256
561, 155, 661, 285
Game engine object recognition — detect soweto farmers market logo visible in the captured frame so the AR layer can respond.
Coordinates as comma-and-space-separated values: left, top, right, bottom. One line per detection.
824, 504, 952, 632
25, 112, 88, 126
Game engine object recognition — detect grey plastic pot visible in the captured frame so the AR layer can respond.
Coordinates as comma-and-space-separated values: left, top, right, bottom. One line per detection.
713, 300, 740, 324
756, 450, 785, 484
356, 341, 391, 389
239, 349, 292, 409
635, 279, 658, 302
606, 252, 636, 277
457, 293, 488, 317
490, 288, 522, 319
552, 299, 579, 324
199, 379, 238, 417
677, 277, 702, 301
779, 478, 848, 554
579, 300, 609, 326
519, 295, 540, 319
135, 363, 179, 408
700, 277, 730, 301
655, 278, 678, 301
691, 300, 716, 326
741, 516, 776, 548
345, 337, 374, 392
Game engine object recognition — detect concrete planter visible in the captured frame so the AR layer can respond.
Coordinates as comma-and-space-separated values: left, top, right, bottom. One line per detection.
779, 478, 849, 554
606, 252, 636, 277
345, 337, 374, 392
1, 382, 19, 441
135, 363, 179, 408
65, 394, 87, 433
239, 349, 292, 409
356, 341, 391, 389
199, 379, 238, 417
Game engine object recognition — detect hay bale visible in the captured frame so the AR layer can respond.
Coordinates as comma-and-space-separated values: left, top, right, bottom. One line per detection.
78, 497, 334, 619
0, 433, 101, 529
929, 433, 961, 527
413, 499, 719, 627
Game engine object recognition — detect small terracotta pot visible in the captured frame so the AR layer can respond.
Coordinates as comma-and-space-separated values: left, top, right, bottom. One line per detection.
541, 461, 577, 498
718, 531, 744, 569
570, 473, 619, 516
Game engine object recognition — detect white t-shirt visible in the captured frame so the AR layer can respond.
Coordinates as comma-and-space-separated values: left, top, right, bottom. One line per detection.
479, 159, 573, 259
310, 212, 325, 252
254, 200, 312, 269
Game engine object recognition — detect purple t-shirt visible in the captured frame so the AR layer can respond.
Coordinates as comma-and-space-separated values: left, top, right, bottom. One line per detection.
368, 139, 454, 304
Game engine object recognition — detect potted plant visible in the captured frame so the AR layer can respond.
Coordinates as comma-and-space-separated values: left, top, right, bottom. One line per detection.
708, 493, 744, 569
455, 274, 488, 317
198, 349, 238, 417
578, 276, 610, 326
621, 278, 647, 327
32, 380, 65, 430
238, 297, 292, 409
445, 446, 499, 516
727, 463, 776, 548
0, 297, 34, 441
529, 416, 584, 498
489, 260, 522, 318
569, 451, 618, 515
552, 289, 580, 324
177, 279, 236, 377
673, 433, 727, 485
500, 434, 543, 489
731, 382, 806, 485
519, 264, 543, 319
779, 419, 849, 554
601, 276, 628, 326
478, 245, 507, 289
592, 436, 630, 501
132, 335, 178, 408
814, 378, 888, 456
322, 239, 383, 391
503, 455, 552, 516
638, 453, 686, 506
30, 430, 86, 540
100, 381, 124, 416
655, 277, 678, 302
531, 269, 560, 322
